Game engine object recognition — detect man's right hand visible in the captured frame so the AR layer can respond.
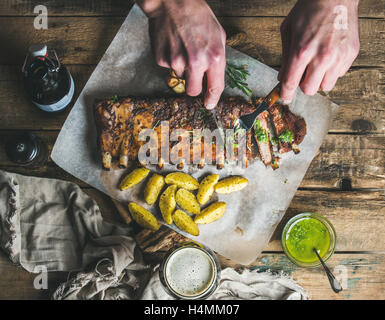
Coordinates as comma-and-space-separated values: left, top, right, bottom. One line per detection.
137, 0, 227, 110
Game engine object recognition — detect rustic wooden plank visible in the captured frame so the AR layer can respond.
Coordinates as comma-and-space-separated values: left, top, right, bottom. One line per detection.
0, 251, 68, 299
1, 0, 383, 18
0, 17, 383, 67
1, 65, 384, 133
329, 68, 385, 133
136, 190, 385, 253
219, 17, 385, 67
0, 250, 383, 300
0, 65, 94, 130
273, 190, 385, 251
211, 0, 385, 18
305, 134, 385, 189
0, 0, 132, 17
1, 131, 383, 188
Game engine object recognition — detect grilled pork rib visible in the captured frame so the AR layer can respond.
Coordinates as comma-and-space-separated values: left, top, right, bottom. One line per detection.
94, 96, 306, 170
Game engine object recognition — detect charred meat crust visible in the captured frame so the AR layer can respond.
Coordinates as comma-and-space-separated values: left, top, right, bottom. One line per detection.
269, 104, 307, 154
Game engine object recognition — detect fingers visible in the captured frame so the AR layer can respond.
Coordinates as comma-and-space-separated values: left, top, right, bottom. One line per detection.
320, 68, 340, 92
150, 20, 171, 69
320, 56, 348, 92
185, 64, 205, 97
170, 38, 186, 77
153, 38, 170, 68
337, 44, 359, 77
204, 56, 226, 109
300, 54, 332, 95
320, 55, 342, 92
280, 45, 313, 103
170, 55, 186, 78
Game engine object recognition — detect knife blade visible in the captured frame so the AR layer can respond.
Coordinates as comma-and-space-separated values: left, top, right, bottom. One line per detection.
237, 83, 281, 131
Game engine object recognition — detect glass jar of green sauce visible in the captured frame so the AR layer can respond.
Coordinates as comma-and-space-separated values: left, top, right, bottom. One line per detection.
281, 213, 336, 268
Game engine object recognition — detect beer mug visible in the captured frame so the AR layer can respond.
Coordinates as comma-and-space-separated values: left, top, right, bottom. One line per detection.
159, 242, 220, 300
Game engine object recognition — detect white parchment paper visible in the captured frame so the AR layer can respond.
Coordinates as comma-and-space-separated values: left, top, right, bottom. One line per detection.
51, 5, 338, 265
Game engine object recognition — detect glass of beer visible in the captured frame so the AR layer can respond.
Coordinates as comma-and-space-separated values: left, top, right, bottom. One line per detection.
159, 242, 220, 300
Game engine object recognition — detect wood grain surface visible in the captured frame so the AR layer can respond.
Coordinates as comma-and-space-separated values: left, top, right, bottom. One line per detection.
0, 0, 383, 18
0, 17, 383, 67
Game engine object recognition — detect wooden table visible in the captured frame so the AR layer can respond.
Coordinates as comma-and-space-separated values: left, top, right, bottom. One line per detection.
0, 0, 384, 300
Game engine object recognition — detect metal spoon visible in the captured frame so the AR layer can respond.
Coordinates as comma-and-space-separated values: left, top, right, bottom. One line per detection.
313, 248, 343, 293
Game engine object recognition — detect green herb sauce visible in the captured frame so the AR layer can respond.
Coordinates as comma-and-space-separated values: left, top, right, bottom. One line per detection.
279, 129, 294, 143
285, 217, 330, 263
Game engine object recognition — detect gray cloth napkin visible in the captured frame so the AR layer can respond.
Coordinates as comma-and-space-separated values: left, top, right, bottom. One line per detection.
0, 170, 308, 300
0, 169, 151, 299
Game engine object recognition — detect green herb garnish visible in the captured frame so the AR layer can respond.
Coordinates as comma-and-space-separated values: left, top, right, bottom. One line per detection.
271, 137, 279, 146
152, 120, 160, 129
226, 63, 252, 97
199, 108, 209, 120
111, 94, 119, 103
279, 129, 294, 143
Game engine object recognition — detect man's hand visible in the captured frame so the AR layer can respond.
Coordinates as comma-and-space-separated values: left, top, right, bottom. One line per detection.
137, 0, 226, 109
278, 0, 360, 103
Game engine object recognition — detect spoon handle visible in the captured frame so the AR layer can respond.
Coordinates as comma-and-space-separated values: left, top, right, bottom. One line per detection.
313, 249, 343, 293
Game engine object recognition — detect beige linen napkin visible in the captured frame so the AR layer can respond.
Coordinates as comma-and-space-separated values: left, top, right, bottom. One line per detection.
0, 170, 308, 300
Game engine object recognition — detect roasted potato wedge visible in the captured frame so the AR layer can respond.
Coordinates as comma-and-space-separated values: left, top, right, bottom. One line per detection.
176, 188, 200, 215
159, 185, 177, 224
165, 172, 199, 190
128, 202, 160, 231
167, 77, 180, 88
120, 167, 150, 191
144, 173, 165, 205
172, 209, 200, 236
167, 70, 186, 94
197, 174, 220, 205
214, 176, 248, 194
194, 201, 226, 224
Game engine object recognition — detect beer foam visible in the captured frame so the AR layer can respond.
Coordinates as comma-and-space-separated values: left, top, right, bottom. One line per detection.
165, 247, 216, 297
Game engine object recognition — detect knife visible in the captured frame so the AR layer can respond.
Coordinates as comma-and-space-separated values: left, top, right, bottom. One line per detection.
237, 83, 281, 131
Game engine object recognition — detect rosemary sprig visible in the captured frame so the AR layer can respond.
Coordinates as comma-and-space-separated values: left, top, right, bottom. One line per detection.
225, 63, 252, 97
